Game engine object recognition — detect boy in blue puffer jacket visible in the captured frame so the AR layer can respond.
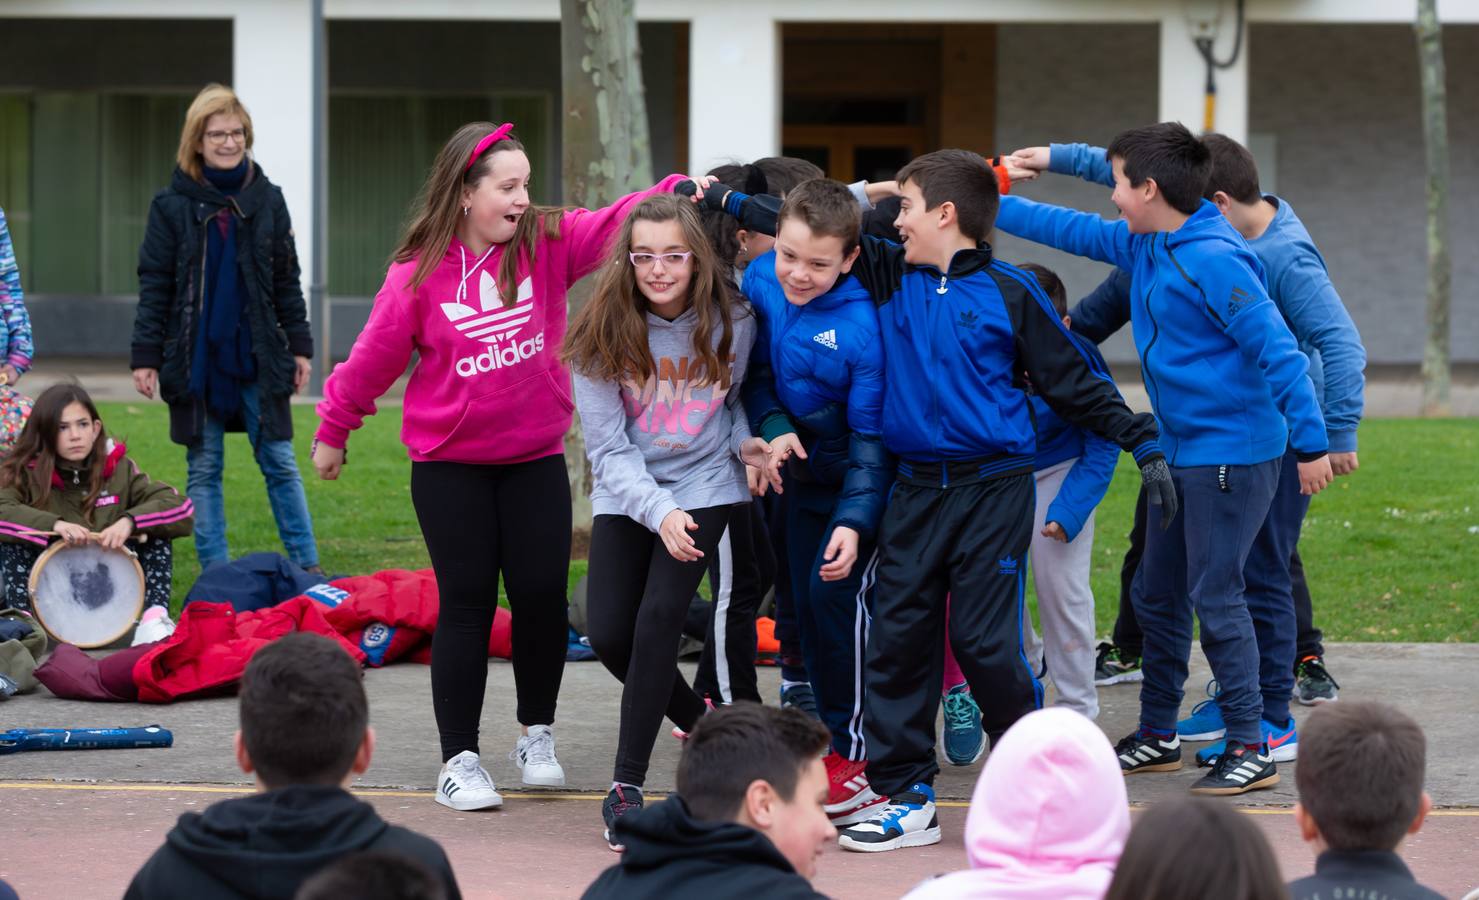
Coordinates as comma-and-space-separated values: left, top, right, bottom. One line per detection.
995, 122, 1333, 797
739, 178, 892, 830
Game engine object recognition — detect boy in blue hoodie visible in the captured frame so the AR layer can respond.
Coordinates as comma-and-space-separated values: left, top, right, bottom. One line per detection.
1014, 133, 1365, 733
739, 178, 893, 829
995, 122, 1332, 796
699, 150, 1168, 851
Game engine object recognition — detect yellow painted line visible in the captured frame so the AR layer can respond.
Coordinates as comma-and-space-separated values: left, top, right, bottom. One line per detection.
1, 783, 1475, 815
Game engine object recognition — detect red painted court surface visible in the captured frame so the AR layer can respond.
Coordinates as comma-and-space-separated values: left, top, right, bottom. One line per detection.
1, 784, 1475, 899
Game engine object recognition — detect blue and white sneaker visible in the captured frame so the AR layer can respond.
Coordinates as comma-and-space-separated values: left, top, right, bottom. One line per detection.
941, 683, 985, 766
1196, 717, 1299, 767
1177, 681, 1226, 741
837, 782, 942, 852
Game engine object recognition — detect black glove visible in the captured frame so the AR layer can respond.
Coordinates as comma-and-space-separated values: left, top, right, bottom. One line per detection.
1139, 458, 1178, 529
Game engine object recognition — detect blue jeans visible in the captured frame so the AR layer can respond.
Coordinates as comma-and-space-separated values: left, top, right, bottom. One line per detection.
1132, 458, 1280, 746
186, 384, 318, 569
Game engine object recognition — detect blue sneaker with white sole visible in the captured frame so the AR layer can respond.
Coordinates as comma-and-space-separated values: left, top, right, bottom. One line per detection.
837, 782, 942, 852
941, 683, 985, 766
1196, 717, 1299, 766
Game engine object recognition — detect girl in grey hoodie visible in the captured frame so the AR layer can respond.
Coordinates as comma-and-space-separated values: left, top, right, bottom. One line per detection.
563, 193, 775, 850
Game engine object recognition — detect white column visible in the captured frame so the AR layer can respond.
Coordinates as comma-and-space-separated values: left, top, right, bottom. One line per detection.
1158, 11, 1248, 143
233, 0, 315, 299
688, 13, 779, 173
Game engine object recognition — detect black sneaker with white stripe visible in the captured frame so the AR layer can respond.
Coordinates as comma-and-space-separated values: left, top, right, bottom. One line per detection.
1190, 742, 1279, 795
1115, 729, 1182, 774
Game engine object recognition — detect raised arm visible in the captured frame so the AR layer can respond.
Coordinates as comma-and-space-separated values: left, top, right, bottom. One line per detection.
995, 195, 1138, 270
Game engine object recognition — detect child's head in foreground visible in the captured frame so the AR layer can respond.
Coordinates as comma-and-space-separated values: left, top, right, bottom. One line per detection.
1104, 121, 1211, 233
237, 632, 371, 791
1295, 701, 1431, 853
773, 178, 862, 306
676, 702, 835, 879
893, 149, 1000, 265
1104, 797, 1287, 900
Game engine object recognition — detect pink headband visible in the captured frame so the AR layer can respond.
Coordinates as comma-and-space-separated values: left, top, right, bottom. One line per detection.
465, 123, 516, 173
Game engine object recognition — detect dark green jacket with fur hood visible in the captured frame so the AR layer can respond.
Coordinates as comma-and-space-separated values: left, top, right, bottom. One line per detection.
0, 440, 194, 546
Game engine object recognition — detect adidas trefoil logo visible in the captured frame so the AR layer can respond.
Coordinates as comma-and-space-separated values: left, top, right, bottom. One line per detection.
957, 310, 979, 329
812, 329, 838, 350
998, 555, 1019, 576
441, 270, 536, 345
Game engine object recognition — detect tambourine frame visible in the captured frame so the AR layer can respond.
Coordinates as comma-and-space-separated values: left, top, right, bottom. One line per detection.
28, 541, 146, 649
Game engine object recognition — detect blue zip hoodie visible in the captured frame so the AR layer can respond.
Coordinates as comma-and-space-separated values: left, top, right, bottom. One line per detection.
1050, 142, 1366, 453
1031, 331, 1122, 542
741, 251, 892, 540
707, 189, 1164, 472
996, 194, 1327, 467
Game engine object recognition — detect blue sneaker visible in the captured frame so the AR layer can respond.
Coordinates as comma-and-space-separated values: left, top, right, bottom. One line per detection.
1177, 681, 1226, 741
1196, 717, 1299, 766
941, 683, 985, 766
837, 782, 942, 852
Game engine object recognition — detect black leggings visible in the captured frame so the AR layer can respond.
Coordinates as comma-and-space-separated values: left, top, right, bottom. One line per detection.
586, 506, 731, 786
1, 537, 172, 611
411, 456, 571, 762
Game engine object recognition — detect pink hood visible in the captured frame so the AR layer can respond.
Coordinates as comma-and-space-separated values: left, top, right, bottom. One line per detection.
904, 708, 1129, 900
316, 174, 688, 465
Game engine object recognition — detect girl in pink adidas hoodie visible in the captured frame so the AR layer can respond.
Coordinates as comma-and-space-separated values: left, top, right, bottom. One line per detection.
903, 707, 1130, 900
313, 121, 690, 813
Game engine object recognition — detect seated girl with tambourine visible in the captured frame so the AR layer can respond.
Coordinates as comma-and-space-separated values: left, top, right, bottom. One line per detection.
0, 384, 193, 643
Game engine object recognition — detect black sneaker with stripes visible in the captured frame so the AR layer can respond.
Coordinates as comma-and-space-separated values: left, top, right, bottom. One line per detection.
1190, 742, 1279, 795
1115, 729, 1183, 774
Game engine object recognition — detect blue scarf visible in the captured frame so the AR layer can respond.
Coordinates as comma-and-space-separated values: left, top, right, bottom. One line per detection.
190, 159, 257, 421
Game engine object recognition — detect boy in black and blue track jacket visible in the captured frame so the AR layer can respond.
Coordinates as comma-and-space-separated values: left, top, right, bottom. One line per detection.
738, 179, 892, 829
697, 150, 1168, 854
994, 122, 1333, 798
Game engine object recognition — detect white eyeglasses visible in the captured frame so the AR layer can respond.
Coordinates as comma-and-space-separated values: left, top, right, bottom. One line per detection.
629, 252, 693, 269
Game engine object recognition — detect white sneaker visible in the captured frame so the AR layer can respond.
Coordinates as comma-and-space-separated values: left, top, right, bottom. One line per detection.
435, 751, 504, 811
511, 724, 566, 787
131, 608, 176, 646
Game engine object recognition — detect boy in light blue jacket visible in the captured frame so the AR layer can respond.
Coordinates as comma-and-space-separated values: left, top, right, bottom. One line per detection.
995, 122, 1333, 797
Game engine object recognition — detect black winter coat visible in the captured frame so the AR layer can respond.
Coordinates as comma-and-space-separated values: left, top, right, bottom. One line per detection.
131, 163, 313, 446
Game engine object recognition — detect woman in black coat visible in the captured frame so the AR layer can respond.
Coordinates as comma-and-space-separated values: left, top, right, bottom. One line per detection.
131, 83, 321, 580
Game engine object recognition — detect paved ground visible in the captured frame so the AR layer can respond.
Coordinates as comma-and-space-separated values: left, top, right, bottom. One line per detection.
3, 643, 1477, 897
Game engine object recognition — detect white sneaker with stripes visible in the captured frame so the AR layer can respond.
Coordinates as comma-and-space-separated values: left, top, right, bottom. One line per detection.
1114, 730, 1183, 774
1190, 743, 1279, 795
435, 750, 504, 811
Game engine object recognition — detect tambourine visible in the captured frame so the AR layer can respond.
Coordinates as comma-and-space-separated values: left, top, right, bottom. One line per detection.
28, 540, 146, 649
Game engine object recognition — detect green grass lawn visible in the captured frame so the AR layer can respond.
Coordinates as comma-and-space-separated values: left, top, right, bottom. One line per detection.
97, 401, 1477, 642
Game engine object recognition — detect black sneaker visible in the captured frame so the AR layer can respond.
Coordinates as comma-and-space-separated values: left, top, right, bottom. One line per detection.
1294, 655, 1340, 705
602, 785, 644, 851
1093, 642, 1144, 686
1190, 742, 1279, 795
780, 682, 820, 719
1115, 729, 1182, 774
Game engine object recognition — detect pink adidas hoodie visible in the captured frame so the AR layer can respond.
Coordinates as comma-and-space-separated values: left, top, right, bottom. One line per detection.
316, 174, 690, 465
904, 708, 1130, 900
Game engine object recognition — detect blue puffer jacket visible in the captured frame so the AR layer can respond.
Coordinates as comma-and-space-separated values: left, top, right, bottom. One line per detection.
741, 252, 893, 540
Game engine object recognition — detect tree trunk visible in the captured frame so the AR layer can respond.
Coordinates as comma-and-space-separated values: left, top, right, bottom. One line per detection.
560, 0, 655, 534
1416, 0, 1451, 416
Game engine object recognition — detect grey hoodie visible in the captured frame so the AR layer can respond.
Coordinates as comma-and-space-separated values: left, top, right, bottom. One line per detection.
574, 302, 756, 532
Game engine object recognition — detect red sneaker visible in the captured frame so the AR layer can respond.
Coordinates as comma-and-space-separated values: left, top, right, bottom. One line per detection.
823, 751, 886, 826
